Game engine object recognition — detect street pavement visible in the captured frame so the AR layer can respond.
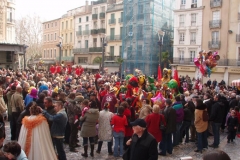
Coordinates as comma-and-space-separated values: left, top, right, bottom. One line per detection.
4, 121, 240, 160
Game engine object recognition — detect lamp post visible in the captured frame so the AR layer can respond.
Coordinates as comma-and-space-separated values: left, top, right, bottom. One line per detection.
56, 36, 63, 64
158, 30, 165, 66
23, 44, 29, 70
101, 34, 107, 73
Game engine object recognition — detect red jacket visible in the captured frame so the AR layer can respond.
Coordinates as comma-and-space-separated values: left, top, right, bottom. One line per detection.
145, 113, 166, 142
101, 93, 117, 113
50, 66, 56, 74
123, 108, 133, 137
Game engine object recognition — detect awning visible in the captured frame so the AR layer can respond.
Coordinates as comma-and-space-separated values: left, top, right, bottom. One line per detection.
231, 79, 240, 86
72, 64, 99, 69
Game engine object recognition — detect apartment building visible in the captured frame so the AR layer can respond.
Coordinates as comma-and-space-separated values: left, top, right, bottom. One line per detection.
42, 18, 61, 66
172, 0, 203, 78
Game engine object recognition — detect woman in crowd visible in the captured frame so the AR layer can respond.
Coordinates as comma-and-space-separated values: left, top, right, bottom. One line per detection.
24, 88, 38, 107
145, 104, 165, 143
3, 141, 28, 160
18, 104, 57, 160
0, 83, 7, 116
194, 99, 208, 153
139, 99, 152, 120
96, 102, 114, 155
80, 99, 99, 158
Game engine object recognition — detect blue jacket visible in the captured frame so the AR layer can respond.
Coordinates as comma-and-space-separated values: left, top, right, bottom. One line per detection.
43, 108, 67, 137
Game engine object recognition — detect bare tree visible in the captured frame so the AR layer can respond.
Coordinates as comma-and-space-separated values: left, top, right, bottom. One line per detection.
15, 15, 43, 63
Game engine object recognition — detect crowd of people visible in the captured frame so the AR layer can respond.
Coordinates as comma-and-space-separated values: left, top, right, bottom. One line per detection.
0, 66, 236, 160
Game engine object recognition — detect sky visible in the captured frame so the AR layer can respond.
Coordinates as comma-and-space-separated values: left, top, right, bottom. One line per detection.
15, 0, 87, 21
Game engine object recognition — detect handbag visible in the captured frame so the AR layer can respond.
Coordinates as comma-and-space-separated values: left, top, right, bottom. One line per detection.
159, 114, 166, 131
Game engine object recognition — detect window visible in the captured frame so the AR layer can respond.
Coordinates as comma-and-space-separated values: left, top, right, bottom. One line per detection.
50, 50, 52, 58
101, 20, 105, 28
51, 34, 53, 41
78, 57, 88, 64
7, 7, 15, 23
111, 13, 115, 20
190, 51, 195, 62
85, 24, 89, 31
43, 50, 45, 58
181, 0, 186, 5
85, 40, 88, 48
62, 22, 64, 30
138, 45, 142, 56
66, 21, 68, 29
54, 49, 56, 57
212, 31, 219, 42
79, 18, 81, 23
138, 5, 143, 13
70, 33, 72, 42
55, 33, 57, 40
110, 46, 114, 56
101, 6, 105, 12
213, 11, 220, 21
65, 50, 68, 56
192, 0, 197, 4
191, 14, 196, 26
179, 50, 184, 61
47, 50, 49, 57
48, 34, 49, 41
93, 38, 97, 47
238, 47, 240, 61
86, 16, 89, 22
137, 25, 143, 37
179, 33, 185, 43
94, 8, 98, 14
78, 41, 81, 48
190, 32, 196, 44
94, 21, 97, 29
44, 35, 46, 41
179, 15, 184, 27
70, 20, 72, 29
78, 26, 82, 32
65, 34, 68, 43
119, 46, 122, 55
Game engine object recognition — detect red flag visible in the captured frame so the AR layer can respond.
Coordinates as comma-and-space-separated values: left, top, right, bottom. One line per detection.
158, 65, 162, 80
174, 70, 180, 87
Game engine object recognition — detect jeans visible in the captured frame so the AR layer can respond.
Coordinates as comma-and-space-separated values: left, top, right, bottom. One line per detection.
197, 130, 208, 151
83, 137, 94, 146
69, 122, 79, 148
212, 122, 221, 147
173, 122, 182, 146
97, 141, 113, 153
53, 138, 66, 160
180, 121, 191, 143
159, 132, 173, 155
113, 131, 124, 157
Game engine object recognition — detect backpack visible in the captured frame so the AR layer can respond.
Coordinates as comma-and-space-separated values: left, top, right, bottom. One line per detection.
202, 110, 209, 122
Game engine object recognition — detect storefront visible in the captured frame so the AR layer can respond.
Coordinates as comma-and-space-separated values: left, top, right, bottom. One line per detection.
228, 68, 240, 86
202, 67, 225, 84
176, 66, 196, 79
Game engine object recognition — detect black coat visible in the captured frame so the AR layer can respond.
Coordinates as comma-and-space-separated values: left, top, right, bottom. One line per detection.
227, 116, 238, 131
209, 101, 224, 123
204, 99, 213, 116
229, 98, 238, 110
16, 109, 30, 139
129, 130, 158, 160
183, 107, 192, 122
163, 106, 176, 133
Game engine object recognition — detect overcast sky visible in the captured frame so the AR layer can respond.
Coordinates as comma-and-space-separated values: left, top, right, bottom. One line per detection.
15, 0, 86, 21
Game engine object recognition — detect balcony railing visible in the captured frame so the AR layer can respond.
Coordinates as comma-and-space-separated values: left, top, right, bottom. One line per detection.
104, 56, 120, 61
76, 31, 82, 36
107, 35, 122, 41
107, 4, 123, 12
208, 41, 221, 49
91, 29, 98, 35
7, 18, 15, 23
236, 34, 240, 42
109, 19, 116, 24
82, 30, 90, 35
89, 47, 102, 52
210, 0, 222, 8
180, 5, 185, 9
179, 40, 185, 44
92, 0, 107, 5
57, 56, 73, 62
238, 12, 240, 21
118, 18, 123, 23
98, 28, 106, 33
99, 12, 105, 19
73, 48, 89, 54
190, 40, 196, 44
92, 14, 98, 20
209, 20, 221, 28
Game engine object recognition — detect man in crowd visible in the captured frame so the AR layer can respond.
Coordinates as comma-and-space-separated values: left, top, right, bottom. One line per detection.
44, 97, 56, 129
101, 87, 117, 113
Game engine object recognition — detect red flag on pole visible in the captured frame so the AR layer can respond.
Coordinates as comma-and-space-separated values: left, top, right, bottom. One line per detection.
158, 64, 162, 80
174, 69, 180, 87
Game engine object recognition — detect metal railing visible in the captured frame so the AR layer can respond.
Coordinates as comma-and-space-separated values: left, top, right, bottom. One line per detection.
82, 30, 90, 35
118, 18, 123, 23
210, 0, 222, 8
236, 34, 240, 42
109, 19, 116, 24
208, 41, 221, 49
209, 20, 221, 28
107, 35, 122, 41
107, 4, 123, 12
73, 48, 89, 54
179, 40, 185, 44
91, 29, 98, 35
76, 31, 82, 36
99, 12, 105, 19
137, 14, 144, 20
104, 56, 120, 61
92, 14, 98, 20
98, 28, 106, 33
89, 47, 102, 52
190, 40, 196, 44
92, 0, 107, 5
57, 56, 73, 61
7, 18, 15, 23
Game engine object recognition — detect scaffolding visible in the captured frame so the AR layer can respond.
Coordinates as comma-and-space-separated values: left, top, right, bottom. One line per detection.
122, 0, 174, 76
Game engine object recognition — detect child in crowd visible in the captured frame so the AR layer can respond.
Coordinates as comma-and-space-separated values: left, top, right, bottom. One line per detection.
78, 99, 90, 128
227, 110, 238, 143
225, 108, 233, 127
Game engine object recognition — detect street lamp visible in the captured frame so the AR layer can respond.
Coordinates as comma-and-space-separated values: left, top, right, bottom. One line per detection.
157, 30, 165, 66
100, 34, 107, 73
23, 44, 29, 70
56, 36, 63, 64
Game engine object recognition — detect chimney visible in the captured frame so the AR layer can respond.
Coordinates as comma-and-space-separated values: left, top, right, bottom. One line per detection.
85, 0, 89, 12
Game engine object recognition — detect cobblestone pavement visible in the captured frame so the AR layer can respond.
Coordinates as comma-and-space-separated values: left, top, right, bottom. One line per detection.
4, 121, 240, 160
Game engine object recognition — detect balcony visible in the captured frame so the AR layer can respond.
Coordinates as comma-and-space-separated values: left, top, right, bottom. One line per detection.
190, 40, 196, 44
210, 0, 222, 8
91, 29, 98, 35
180, 5, 185, 9
73, 48, 89, 54
173, 58, 194, 64
98, 28, 106, 33
104, 56, 120, 67
7, 18, 15, 23
208, 41, 221, 49
76, 31, 82, 36
92, 0, 107, 5
82, 30, 90, 35
57, 56, 73, 62
109, 19, 116, 24
118, 18, 123, 23
105, 56, 120, 61
238, 12, 240, 21
92, 14, 98, 20
89, 47, 102, 52
107, 35, 122, 41
209, 20, 221, 29
99, 12, 105, 19
236, 34, 240, 42
179, 40, 185, 44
